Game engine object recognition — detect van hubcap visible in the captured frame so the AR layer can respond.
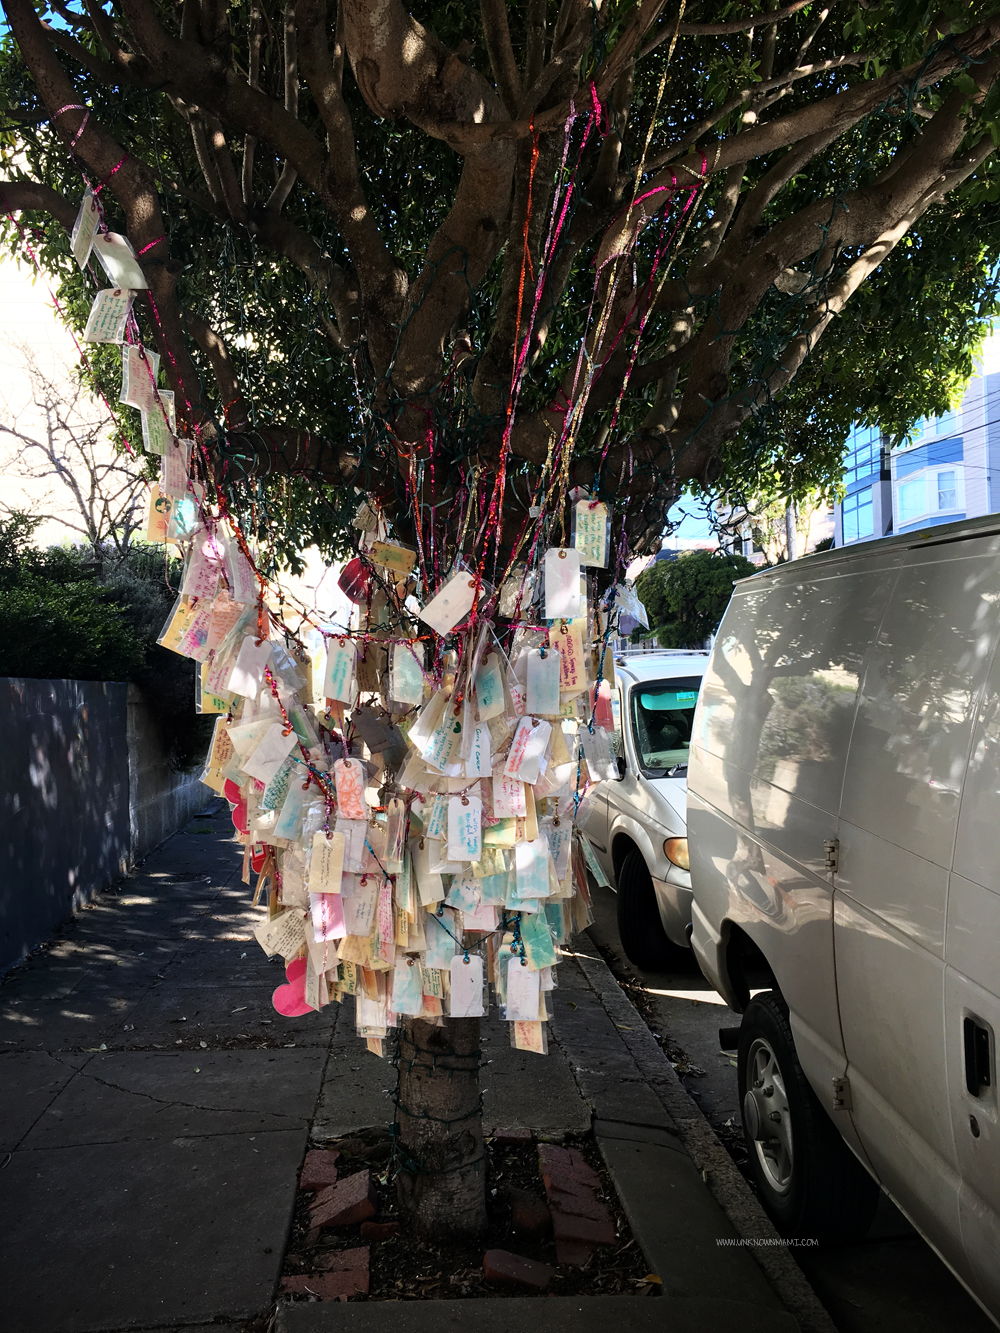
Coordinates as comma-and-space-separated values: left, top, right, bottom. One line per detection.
744, 1038, 793, 1194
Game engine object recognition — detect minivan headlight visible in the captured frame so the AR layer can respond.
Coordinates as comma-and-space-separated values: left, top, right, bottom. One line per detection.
664, 837, 689, 870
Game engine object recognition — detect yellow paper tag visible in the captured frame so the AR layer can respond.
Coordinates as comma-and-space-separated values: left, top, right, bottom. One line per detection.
369, 541, 416, 574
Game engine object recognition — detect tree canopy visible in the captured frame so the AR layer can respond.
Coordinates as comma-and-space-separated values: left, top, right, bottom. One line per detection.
636, 546, 757, 645
3, 2, 1000, 577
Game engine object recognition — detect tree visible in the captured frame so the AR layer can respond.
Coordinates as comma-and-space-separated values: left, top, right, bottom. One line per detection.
637, 548, 757, 646
0, 344, 149, 563
6, 0, 1000, 1240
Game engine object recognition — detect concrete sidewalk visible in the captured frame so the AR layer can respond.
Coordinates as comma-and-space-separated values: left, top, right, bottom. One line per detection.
0, 802, 833, 1333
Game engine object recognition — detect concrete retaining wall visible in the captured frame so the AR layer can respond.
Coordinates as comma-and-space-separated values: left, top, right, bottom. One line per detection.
1, 678, 207, 973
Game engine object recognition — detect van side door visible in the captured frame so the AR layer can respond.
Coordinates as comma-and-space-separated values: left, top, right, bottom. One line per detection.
948, 632, 1000, 1314
834, 542, 1000, 1292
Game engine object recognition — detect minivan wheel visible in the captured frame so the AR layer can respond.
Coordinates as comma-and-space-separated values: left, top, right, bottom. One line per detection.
738, 992, 879, 1244
616, 848, 680, 971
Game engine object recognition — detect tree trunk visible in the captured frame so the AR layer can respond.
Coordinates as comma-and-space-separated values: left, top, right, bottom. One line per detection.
395, 1015, 487, 1238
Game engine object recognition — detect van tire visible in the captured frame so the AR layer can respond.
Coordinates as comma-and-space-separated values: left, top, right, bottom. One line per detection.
738, 991, 879, 1244
616, 848, 677, 971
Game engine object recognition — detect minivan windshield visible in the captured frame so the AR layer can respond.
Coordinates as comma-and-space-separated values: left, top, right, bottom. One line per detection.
629, 677, 702, 777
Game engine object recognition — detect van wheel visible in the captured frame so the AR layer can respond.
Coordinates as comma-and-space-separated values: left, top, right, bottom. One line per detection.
616, 848, 678, 971
738, 992, 879, 1244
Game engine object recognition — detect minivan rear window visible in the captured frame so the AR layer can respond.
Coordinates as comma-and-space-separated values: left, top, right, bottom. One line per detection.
630, 676, 702, 776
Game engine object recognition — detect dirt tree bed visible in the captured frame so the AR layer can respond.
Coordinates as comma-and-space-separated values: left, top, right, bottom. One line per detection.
281, 1128, 658, 1302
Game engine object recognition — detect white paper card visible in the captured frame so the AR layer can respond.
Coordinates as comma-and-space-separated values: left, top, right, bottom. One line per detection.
581, 724, 617, 782
419, 569, 477, 636
228, 635, 272, 698
506, 956, 541, 1021
336, 816, 368, 872
391, 957, 424, 1016
543, 548, 582, 620
390, 641, 425, 704
465, 723, 492, 779
142, 391, 176, 456
323, 637, 356, 703
450, 953, 485, 1018
492, 774, 527, 818
515, 837, 551, 899
242, 722, 298, 783
447, 795, 482, 863
160, 437, 190, 498
526, 649, 561, 716
504, 716, 551, 785
120, 343, 161, 412
310, 830, 345, 894
71, 186, 100, 269
574, 499, 609, 567
83, 288, 133, 343
92, 231, 148, 289
475, 653, 506, 721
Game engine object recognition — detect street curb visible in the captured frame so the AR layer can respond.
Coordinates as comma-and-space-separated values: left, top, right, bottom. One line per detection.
572, 943, 838, 1333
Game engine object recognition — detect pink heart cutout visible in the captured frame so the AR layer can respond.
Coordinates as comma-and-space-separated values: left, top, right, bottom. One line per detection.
272, 956, 312, 1017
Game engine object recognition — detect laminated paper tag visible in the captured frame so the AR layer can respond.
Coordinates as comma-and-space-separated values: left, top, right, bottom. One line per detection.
385, 796, 407, 872
465, 723, 491, 780
411, 837, 444, 906
181, 532, 223, 603
142, 393, 176, 455
390, 641, 424, 705
160, 436, 190, 497
447, 795, 482, 863
324, 637, 356, 704
310, 889, 347, 943
391, 957, 425, 1016
504, 716, 551, 786
574, 499, 609, 567
146, 484, 172, 543
369, 541, 416, 575
71, 186, 100, 269
449, 954, 485, 1018
423, 708, 464, 774
423, 792, 449, 840
543, 547, 582, 620
336, 817, 368, 872
228, 635, 272, 698
310, 830, 346, 894
552, 622, 586, 697
253, 909, 306, 959
580, 723, 617, 782
475, 653, 506, 721
120, 343, 161, 412
243, 722, 298, 783
223, 531, 258, 604
334, 758, 366, 820
92, 231, 148, 289
492, 774, 527, 819
506, 956, 541, 1022
515, 837, 551, 900
419, 569, 477, 636
543, 818, 573, 882
462, 900, 498, 932
526, 648, 561, 716
83, 289, 133, 343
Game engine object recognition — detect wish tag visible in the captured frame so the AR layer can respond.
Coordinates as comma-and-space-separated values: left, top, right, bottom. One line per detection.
543, 548, 582, 620
462, 901, 498, 933
465, 723, 492, 779
83, 288, 133, 343
447, 795, 482, 863
492, 774, 527, 819
369, 541, 416, 575
310, 889, 347, 943
475, 653, 506, 721
515, 838, 551, 900
551, 621, 586, 697
411, 837, 444, 906
419, 569, 477, 636
253, 909, 306, 960
222, 531, 258, 604
423, 793, 449, 840
92, 231, 148, 289
146, 484, 172, 542
424, 908, 458, 969
390, 641, 424, 705
310, 830, 345, 894
142, 393, 176, 455
71, 186, 100, 268
506, 955, 541, 1022
504, 716, 551, 785
450, 954, 485, 1018
543, 818, 573, 882
181, 531, 223, 602
385, 797, 407, 872
227, 635, 272, 698
334, 758, 366, 819
120, 343, 161, 412
423, 705, 465, 774
336, 817, 368, 872
573, 499, 609, 567
390, 957, 424, 1016
323, 637, 356, 703
243, 722, 298, 783
342, 876, 378, 936
526, 649, 561, 716
580, 723, 617, 782
160, 436, 190, 497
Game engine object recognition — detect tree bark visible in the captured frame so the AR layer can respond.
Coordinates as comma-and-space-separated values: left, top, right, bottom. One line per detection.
395, 1015, 487, 1237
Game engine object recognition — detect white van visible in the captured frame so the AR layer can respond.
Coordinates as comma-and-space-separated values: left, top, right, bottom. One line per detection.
577, 650, 708, 968
687, 514, 1000, 1322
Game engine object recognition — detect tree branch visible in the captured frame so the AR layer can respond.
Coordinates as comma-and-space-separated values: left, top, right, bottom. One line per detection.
480, 0, 522, 117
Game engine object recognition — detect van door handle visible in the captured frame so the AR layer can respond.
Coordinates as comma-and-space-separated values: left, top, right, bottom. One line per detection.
964, 1017, 992, 1097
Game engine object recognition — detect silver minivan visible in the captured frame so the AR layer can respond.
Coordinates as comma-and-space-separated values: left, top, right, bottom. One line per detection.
687, 514, 1000, 1322
577, 650, 708, 968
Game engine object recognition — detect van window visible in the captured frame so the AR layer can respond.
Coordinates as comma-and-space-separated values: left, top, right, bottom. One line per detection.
630, 677, 701, 776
